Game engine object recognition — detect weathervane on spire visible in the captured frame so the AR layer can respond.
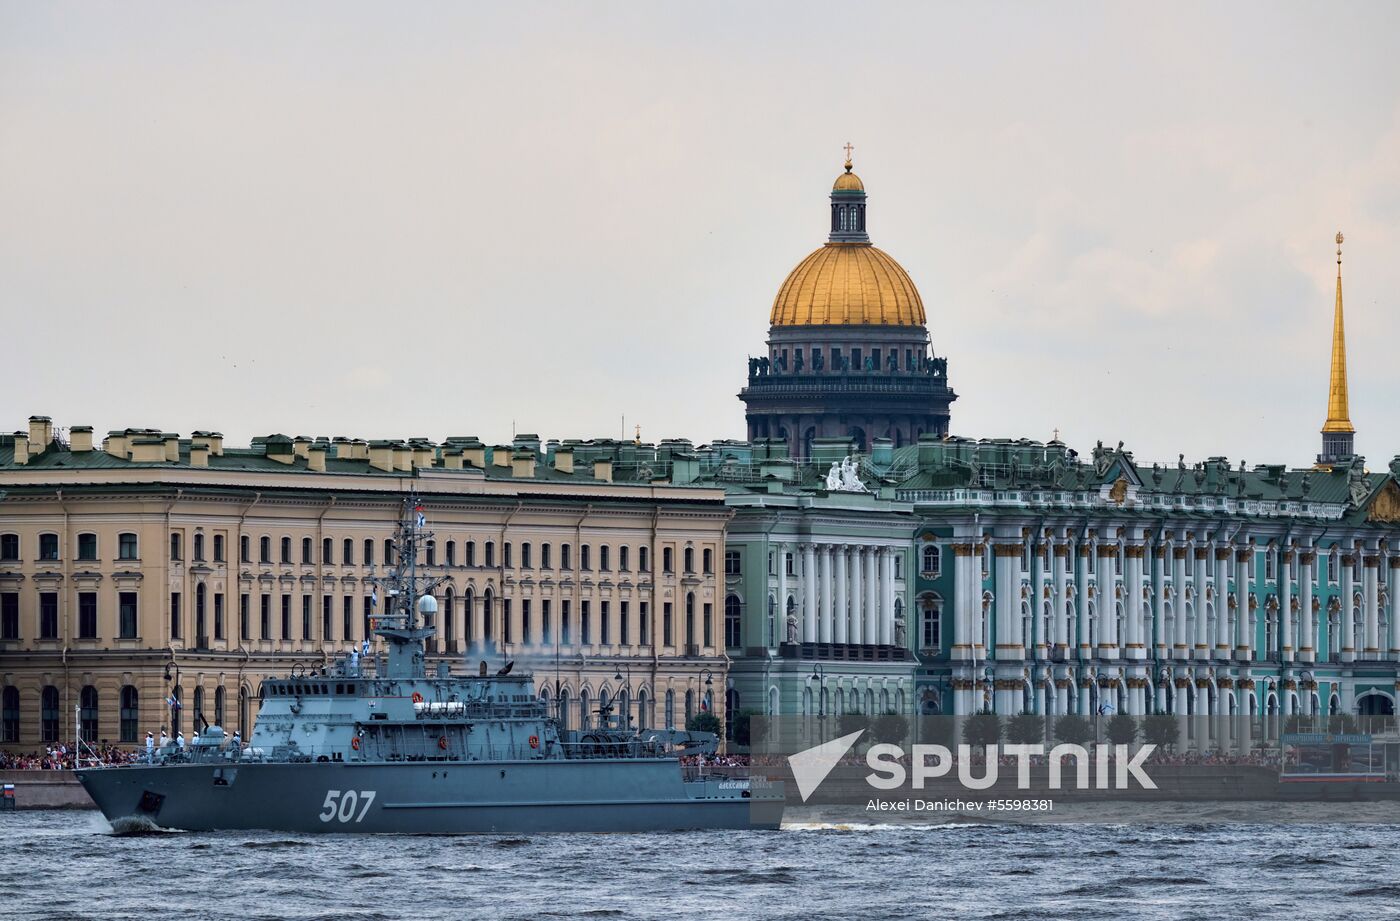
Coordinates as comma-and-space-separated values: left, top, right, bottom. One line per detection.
1336, 230, 1344, 268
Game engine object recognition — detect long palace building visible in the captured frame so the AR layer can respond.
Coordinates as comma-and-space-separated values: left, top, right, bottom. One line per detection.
0, 426, 729, 749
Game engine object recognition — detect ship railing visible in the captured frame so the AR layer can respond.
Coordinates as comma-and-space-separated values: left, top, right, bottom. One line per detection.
680, 764, 754, 782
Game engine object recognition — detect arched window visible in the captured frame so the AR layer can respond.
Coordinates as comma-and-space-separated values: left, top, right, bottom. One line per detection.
464, 588, 475, 644
558, 688, 571, 732
120, 685, 139, 742
579, 689, 591, 729
1, 686, 18, 742
483, 589, 494, 641
239, 686, 250, 735
281, 536, 292, 563
664, 689, 675, 729
683, 547, 694, 573
684, 689, 695, 725
194, 687, 205, 727
685, 592, 696, 646
79, 685, 99, 742
444, 587, 456, 651
195, 583, 208, 645
301, 537, 313, 564
921, 544, 940, 576
214, 686, 226, 727
41, 686, 59, 741
637, 690, 651, 730
724, 595, 742, 649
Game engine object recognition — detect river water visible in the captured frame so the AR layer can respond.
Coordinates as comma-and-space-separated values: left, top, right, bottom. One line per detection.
5, 810, 1400, 920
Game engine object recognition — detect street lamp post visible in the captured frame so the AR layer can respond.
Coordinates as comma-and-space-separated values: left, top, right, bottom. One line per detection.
613, 664, 633, 730
163, 660, 183, 736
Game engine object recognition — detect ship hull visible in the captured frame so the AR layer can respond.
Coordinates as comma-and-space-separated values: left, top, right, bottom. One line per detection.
76, 759, 784, 834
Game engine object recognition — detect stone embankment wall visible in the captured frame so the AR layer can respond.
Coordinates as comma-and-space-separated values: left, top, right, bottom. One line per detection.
0, 771, 96, 809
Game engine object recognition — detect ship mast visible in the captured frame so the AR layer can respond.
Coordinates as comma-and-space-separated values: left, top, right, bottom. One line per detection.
370, 495, 444, 680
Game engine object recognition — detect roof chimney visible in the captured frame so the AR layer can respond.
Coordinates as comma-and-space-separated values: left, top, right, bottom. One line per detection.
293, 436, 312, 459
163, 434, 180, 462
553, 448, 574, 474
104, 431, 128, 459
462, 442, 486, 468
11, 432, 29, 465
189, 443, 209, 467
393, 445, 412, 472
592, 458, 613, 483
307, 444, 327, 472
130, 437, 166, 463
441, 450, 464, 470
369, 442, 394, 472
70, 426, 93, 452
28, 416, 52, 453
492, 446, 512, 469
412, 443, 435, 468
511, 450, 537, 479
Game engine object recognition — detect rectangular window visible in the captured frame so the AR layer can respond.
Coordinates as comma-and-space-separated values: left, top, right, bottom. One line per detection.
502, 599, 512, 644
40, 533, 59, 561
639, 546, 650, 572
240, 535, 250, 563
521, 543, 532, 569
703, 602, 713, 647
77, 533, 98, 561
3, 593, 22, 639
260, 594, 271, 640
620, 601, 630, 646
1266, 551, 1277, 581
703, 548, 713, 574
0, 534, 18, 561
119, 533, 138, 560
663, 602, 673, 646
541, 543, 551, 569
785, 552, 795, 576
214, 592, 225, 640
663, 548, 674, 573
78, 592, 98, 639
600, 600, 610, 645
639, 601, 650, 645
542, 599, 552, 645
170, 591, 181, 639
521, 599, 531, 644
213, 534, 225, 562
343, 596, 354, 642
240, 593, 250, 641
580, 600, 591, 645
119, 592, 138, 638
725, 550, 742, 575
364, 596, 374, 639
343, 538, 354, 566
322, 596, 332, 642
302, 595, 313, 640
562, 600, 571, 646
39, 592, 59, 638
281, 594, 292, 640
169, 532, 182, 562
851, 347, 862, 368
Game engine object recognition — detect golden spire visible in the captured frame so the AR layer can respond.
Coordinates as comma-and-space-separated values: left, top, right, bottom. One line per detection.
1322, 231, 1354, 434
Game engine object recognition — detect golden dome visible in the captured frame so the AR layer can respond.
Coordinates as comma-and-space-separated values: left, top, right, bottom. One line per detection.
833, 158, 865, 192
769, 242, 926, 327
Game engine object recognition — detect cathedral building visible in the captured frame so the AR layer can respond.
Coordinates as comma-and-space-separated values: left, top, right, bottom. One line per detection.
739, 153, 956, 458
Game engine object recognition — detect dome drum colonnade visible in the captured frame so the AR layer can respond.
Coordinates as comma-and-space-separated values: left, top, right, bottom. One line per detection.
740, 156, 956, 458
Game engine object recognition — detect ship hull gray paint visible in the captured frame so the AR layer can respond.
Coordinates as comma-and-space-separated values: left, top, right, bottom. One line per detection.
77, 759, 784, 834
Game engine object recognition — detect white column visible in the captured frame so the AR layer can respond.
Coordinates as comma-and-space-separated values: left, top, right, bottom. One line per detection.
847, 549, 861, 643
952, 545, 970, 658
1192, 545, 1209, 659
802, 543, 817, 644
1297, 549, 1314, 662
1280, 549, 1294, 662
1234, 545, 1251, 661
1096, 545, 1116, 658
776, 542, 789, 646
1364, 553, 1381, 656
1075, 546, 1091, 659
833, 546, 848, 645
1172, 543, 1188, 658
1341, 549, 1356, 662
1152, 546, 1167, 657
851, 547, 865, 647
1032, 542, 1047, 659
1126, 543, 1144, 660
1388, 553, 1400, 657
1052, 543, 1069, 653
818, 545, 833, 644
996, 543, 1019, 662
864, 546, 878, 646
1215, 548, 1232, 659
881, 548, 896, 646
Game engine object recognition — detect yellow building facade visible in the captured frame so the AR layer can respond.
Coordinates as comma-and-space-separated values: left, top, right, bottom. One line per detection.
0, 418, 730, 751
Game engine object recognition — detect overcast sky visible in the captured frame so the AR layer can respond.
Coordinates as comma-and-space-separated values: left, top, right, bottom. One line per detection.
4, 2, 1398, 468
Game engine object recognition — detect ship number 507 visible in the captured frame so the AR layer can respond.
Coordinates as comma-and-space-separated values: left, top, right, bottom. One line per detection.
319, 789, 376, 823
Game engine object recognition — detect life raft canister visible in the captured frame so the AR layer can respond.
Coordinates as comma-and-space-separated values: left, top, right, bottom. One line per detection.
528, 734, 540, 750
350, 736, 361, 751
411, 692, 424, 704
438, 736, 449, 751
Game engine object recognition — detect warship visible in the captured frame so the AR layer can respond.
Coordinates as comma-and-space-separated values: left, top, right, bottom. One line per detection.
76, 499, 784, 833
